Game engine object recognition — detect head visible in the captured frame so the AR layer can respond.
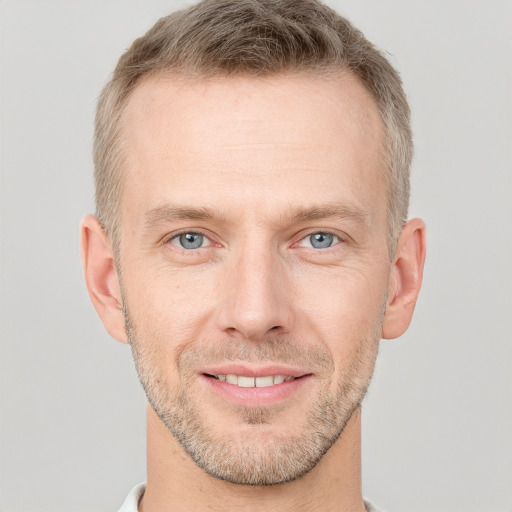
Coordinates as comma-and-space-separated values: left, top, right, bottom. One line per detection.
82, 0, 425, 487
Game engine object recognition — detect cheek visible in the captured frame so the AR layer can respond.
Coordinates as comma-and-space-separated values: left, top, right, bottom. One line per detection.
122, 262, 218, 343
296, 266, 388, 348
296, 272, 384, 392
301, 263, 388, 311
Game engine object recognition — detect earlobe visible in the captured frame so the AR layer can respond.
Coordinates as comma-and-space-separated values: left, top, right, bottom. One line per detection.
382, 218, 426, 340
80, 215, 128, 344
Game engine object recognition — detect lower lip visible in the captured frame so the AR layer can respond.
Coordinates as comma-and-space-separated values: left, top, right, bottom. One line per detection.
200, 374, 313, 407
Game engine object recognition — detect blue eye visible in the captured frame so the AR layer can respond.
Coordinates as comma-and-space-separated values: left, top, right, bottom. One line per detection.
171, 232, 210, 250
301, 232, 338, 249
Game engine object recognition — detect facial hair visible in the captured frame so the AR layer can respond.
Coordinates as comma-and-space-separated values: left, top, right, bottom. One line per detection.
125, 306, 383, 486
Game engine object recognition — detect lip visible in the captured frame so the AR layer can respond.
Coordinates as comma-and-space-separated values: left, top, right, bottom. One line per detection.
199, 364, 313, 407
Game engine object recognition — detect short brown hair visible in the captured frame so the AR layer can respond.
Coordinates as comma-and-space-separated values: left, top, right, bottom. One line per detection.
94, 0, 412, 253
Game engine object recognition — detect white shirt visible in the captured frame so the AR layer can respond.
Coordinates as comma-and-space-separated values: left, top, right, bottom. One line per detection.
117, 482, 384, 511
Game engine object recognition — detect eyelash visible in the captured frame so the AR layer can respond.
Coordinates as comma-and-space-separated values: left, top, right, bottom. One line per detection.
165, 230, 345, 252
292, 231, 344, 250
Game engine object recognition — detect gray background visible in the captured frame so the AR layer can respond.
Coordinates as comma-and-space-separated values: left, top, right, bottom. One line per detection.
1, 1, 511, 511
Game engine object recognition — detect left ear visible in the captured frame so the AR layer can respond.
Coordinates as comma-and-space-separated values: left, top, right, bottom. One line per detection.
382, 218, 426, 339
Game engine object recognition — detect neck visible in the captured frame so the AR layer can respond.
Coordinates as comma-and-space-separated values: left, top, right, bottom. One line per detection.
140, 404, 365, 512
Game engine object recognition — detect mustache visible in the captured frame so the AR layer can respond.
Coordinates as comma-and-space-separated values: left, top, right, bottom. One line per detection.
176, 337, 334, 374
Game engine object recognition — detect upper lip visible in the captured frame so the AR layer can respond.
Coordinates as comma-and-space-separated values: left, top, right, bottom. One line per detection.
200, 364, 310, 378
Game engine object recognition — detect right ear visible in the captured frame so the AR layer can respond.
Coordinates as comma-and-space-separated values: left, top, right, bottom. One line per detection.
80, 215, 128, 343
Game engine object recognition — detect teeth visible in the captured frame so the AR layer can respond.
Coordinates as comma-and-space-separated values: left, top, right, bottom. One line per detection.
237, 376, 255, 387
215, 374, 295, 387
226, 374, 238, 385
255, 376, 274, 387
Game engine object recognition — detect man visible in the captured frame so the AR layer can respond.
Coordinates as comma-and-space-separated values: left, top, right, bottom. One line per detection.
81, 0, 426, 510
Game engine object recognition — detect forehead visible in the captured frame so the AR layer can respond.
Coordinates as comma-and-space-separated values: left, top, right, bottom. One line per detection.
119, 73, 385, 225
122, 72, 382, 160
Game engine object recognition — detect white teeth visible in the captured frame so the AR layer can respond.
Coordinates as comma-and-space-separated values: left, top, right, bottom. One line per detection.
237, 376, 255, 387
255, 376, 274, 388
215, 374, 295, 387
226, 374, 238, 385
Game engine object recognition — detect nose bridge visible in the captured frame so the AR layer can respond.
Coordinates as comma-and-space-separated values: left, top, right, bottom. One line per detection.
218, 236, 292, 340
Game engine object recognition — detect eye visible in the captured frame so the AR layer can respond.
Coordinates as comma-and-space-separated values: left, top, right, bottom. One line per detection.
299, 232, 340, 249
170, 232, 211, 250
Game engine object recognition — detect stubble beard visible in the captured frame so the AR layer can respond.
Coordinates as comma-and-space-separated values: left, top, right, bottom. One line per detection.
125, 308, 382, 486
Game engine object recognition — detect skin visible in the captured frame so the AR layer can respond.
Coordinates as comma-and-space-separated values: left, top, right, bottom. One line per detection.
81, 73, 426, 511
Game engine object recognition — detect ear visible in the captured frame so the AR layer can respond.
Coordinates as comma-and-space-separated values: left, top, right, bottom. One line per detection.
80, 215, 128, 343
382, 218, 426, 339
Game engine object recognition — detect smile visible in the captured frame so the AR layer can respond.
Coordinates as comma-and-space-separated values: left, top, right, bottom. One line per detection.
205, 374, 296, 387
200, 365, 312, 406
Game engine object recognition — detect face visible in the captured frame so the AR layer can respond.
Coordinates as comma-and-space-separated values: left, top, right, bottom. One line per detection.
118, 73, 391, 485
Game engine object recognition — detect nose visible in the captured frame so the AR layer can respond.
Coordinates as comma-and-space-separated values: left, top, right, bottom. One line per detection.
215, 242, 294, 341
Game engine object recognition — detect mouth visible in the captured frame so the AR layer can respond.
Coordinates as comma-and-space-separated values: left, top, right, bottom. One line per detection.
204, 373, 305, 387
200, 366, 313, 406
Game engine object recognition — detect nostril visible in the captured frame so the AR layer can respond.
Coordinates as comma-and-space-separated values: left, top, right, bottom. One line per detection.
270, 326, 280, 330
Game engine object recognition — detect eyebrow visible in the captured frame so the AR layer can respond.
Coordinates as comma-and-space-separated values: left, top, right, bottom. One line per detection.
143, 201, 368, 228
281, 203, 368, 225
144, 204, 222, 226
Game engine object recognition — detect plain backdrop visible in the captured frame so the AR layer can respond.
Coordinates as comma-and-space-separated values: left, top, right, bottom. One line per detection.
1, 1, 511, 511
